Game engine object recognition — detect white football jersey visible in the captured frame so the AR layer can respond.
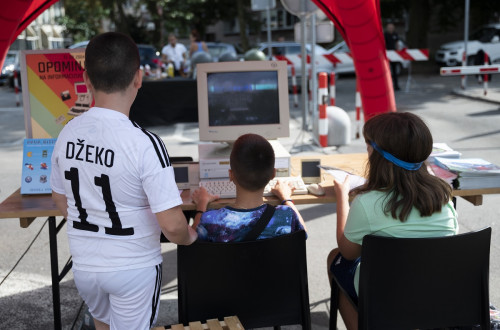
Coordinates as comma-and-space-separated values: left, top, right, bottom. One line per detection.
51, 107, 182, 272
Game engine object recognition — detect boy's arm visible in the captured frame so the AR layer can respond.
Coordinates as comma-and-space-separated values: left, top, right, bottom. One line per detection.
191, 187, 219, 229
284, 200, 307, 232
271, 180, 307, 232
155, 206, 197, 245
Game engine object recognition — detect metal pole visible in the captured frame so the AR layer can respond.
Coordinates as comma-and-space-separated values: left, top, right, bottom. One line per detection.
266, 1, 272, 60
300, 10, 308, 130
48, 216, 62, 330
463, 0, 470, 88
310, 13, 317, 126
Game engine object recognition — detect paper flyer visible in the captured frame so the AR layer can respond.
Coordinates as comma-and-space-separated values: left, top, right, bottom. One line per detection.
20, 138, 57, 195
318, 165, 366, 190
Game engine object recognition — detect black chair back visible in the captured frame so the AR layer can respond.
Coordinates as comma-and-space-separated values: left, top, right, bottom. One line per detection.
358, 227, 491, 330
177, 230, 311, 329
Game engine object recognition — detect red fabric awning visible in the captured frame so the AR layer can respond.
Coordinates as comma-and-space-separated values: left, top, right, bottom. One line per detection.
0, 0, 394, 117
313, 0, 396, 117
0, 0, 59, 69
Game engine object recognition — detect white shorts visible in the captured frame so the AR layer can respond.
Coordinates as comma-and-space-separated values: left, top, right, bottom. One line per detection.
73, 264, 162, 330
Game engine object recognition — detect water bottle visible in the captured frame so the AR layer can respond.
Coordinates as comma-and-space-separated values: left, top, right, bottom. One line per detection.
167, 63, 174, 78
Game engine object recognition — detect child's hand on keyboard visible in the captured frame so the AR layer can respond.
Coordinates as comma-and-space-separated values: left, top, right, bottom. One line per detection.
191, 187, 220, 211
270, 179, 295, 201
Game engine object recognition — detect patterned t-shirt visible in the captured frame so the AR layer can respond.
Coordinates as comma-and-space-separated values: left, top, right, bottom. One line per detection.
196, 204, 304, 242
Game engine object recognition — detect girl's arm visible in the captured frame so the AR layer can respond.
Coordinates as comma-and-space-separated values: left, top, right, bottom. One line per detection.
333, 176, 362, 260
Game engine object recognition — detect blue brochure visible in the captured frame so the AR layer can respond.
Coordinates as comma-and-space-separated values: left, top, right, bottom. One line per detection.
21, 138, 57, 195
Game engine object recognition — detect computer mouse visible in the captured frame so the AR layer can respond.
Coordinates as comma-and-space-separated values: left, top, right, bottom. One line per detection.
307, 183, 325, 196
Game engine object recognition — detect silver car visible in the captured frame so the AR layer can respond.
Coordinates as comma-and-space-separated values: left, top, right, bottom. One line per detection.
435, 24, 500, 67
256, 41, 332, 88
327, 40, 409, 75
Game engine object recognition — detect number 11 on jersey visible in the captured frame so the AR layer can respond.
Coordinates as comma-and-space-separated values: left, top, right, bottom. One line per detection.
65, 167, 134, 236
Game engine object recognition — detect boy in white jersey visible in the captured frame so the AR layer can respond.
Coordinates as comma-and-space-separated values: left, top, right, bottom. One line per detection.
50, 32, 198, 330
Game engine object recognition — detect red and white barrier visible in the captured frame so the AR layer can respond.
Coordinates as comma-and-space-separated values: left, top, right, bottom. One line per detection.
318, 72, 328, 147
291, 65, 299, 107
329, 72, 336, 106
461, 52, 467, 90
355, 82, 362, 139
385, 48, 429, 62
483, 52, 489, 96
308, 67, 312, 113
440, 65, 500, 76
271, 49, 429, 75
318, 72, 328, 105
13, 70, 20, 107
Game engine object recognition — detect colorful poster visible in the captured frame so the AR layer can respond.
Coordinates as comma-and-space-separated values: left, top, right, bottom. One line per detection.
20, 49, 92, 138
21, 138, 57, 195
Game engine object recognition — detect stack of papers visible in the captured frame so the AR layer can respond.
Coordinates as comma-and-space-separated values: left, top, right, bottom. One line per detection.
428, 163, 458, 187
434, 157, 500, 189
427, 143, 462, 163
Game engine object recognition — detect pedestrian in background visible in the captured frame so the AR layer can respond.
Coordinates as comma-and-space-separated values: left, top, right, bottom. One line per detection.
384, 22, 401, 91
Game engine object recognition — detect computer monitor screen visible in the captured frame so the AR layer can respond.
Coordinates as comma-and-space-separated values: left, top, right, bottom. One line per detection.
197, 61, 290, 142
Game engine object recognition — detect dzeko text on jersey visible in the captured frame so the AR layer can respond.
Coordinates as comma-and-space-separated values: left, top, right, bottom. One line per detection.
66, 139, 115, 168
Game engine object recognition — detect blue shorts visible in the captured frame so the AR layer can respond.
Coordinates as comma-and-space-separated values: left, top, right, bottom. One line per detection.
330, 253, 361, 305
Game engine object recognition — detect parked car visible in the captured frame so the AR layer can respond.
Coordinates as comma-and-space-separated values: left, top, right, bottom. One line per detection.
326, 41, 354, 74
205, 42, 240, 62
1, 50, 19, 86
137, 44, 161, 69
68, 41, 161, 68
435, 23, 500, 67
68, 40, 89, 49
256, 42, 332, 89
257, 41, 328, 58
327, 40, 409, 75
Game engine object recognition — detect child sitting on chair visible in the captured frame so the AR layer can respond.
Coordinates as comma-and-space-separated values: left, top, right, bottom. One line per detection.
191, 133, 307, 242
327, 112, 458, 330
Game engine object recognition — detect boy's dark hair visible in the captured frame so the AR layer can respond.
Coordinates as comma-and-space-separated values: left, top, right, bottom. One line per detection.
354, 112, 452, 221
230, 134, 275, 191
85, 32, 140, 93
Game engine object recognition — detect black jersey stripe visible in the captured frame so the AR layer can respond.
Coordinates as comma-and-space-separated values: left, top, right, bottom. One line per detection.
150, 263, 162, 327
132, 121, 167, 168
151, 131, 171, 167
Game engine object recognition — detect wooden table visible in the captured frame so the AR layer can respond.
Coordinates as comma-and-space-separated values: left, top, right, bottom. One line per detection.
1, 153, 500, 329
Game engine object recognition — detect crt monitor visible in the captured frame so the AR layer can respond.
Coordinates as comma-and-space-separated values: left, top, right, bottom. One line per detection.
197, 60, 290, 142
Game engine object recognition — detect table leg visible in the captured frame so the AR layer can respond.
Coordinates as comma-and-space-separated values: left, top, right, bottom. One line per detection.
48, 216, 62, 330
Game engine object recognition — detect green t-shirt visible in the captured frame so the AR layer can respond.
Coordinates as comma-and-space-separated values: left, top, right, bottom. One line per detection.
344, 190, 459, 294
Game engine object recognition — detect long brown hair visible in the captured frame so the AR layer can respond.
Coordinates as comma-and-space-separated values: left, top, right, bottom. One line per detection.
353, 112, 452, 221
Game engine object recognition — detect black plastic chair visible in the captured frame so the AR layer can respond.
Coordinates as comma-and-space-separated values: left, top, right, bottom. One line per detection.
177, 230, 311, 329
330, 227, 491, 330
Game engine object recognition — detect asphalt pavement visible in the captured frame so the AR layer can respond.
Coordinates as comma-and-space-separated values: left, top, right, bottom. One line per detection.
1, 71, 500, 329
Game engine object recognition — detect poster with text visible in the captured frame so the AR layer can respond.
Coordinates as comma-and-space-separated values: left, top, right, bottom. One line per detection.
20, 49, 91, 138
21, 138, 57, 195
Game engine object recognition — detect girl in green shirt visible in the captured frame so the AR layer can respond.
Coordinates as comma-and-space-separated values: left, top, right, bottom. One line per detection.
327, 112, 458, 330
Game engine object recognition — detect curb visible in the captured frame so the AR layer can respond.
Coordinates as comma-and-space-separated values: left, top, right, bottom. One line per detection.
452, 88, 500, 105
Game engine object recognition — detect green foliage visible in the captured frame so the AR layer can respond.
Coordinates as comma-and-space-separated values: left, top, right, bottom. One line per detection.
57, 0, 110, 42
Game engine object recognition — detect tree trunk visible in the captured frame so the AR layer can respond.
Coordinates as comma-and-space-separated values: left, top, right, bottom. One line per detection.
406, 0, 430, 48
145, 0, 163, 49
237, 0, 249, 51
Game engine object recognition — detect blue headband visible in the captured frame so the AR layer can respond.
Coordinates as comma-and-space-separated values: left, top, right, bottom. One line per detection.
370, 141, 423, 171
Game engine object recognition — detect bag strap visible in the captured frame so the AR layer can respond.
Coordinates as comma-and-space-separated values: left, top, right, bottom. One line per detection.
243, 204, 276, 241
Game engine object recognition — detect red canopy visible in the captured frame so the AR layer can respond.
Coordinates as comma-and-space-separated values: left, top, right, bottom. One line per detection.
1, 0, 394, 117
0, 0, 59, 69
313, 0, 396, 118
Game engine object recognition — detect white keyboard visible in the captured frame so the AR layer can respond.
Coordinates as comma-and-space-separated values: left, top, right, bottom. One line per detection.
199, 177, 308, 199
